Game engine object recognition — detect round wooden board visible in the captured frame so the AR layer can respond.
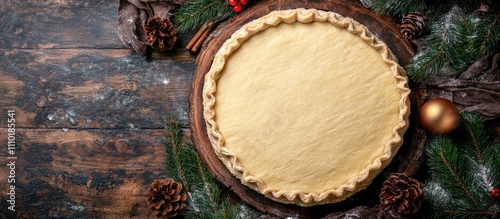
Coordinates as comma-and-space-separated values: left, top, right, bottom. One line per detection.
189, 0, 424, 218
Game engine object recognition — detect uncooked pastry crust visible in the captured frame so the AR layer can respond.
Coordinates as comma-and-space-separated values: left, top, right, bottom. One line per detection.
203, 8, 411, 206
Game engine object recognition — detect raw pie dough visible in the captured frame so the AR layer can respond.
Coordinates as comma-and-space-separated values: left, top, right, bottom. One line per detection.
203, 8, 410, 206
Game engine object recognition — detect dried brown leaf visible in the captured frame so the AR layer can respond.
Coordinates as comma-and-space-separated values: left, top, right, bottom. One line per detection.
118, 0, 180, 56
425, 53, 500, 120
118, 0, 148, 56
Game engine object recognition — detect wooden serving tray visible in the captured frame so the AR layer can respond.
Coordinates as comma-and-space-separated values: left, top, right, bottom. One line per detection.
189, 0, 423, 217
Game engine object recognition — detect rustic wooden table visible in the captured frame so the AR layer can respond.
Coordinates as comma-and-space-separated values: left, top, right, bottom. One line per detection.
0, 1, 196, 218
1, 1, 499, 219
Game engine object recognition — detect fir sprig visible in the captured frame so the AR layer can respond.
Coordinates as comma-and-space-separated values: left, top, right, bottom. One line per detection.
372, 1, 500, 82
371, 0, 479, 20
371, 0, 427, 18
406, 7, 464, 82
172, 0, 234, 33
477, 11, 500, 57
164, 120, 255, 219
424, 112, 500, 218
408, 7, 500, 82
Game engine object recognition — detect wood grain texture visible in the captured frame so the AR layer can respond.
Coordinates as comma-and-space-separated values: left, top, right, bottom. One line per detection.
0, 0, 193, 50
0, 128, 176, 218
190, 0, 417, 218
0, 0, 196, 218
0, 48, 195, 129
1, 0, 122, 49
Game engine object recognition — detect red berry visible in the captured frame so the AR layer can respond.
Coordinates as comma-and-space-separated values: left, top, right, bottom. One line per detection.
240, 0, 248, 6
228, 0, 238, 6
233, 4, 242, 13
491, 187, 500, 198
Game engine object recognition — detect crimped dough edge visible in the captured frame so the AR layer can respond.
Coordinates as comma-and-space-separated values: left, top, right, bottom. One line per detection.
202, 8, 411, 206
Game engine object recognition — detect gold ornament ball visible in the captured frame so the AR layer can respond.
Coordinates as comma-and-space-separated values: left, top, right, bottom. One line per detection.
420, 98, 459, 134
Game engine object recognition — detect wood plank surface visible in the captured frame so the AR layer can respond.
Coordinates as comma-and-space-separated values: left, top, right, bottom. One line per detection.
0, 0, 196, 218
1, 0, 123, 49
0, 128, 173, 218
0, 48, 195, 129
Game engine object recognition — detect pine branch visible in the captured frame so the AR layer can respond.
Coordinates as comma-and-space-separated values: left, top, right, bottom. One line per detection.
438, 150, 479, 206
462, 114, 485, 165
446, 13, 480, 71
164, 121, 190, 191
371, 0, 479, 22
194, 149, 222, 216
406, 47, 446, 82
424, 112, 500, 218
164, 120, 256, 219
371, 0, 478, 20
407, 6, 500, 82
371, 0, 426, 17
455, 112, 500, 201
172, 0, 233, 33
373, 2, 500, 82
407, 7, 462, 82
447, 9, 500, 72
443, 210, 496, 219
478, 9, 500, 56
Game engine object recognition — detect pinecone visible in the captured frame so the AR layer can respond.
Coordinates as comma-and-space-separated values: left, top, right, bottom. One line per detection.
143, 17, 177, 51
400, 12, 426, 40
147, 178, 187, 217
379, 173, 424, 215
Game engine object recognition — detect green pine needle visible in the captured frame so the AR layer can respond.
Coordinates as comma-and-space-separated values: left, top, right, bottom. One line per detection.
447, 10, 500, 72
164, 119, 256, 219
371, 0, 426, 17
371, 0, 478, 20
407, 6, 500, 82
406, 7, 462, 82
172, 0, 234, 33
446, 13, 481, 71
477, 10, 500, 57
406, 47, 447, 82
424, 112, 500, 218
373, 1, 500, 83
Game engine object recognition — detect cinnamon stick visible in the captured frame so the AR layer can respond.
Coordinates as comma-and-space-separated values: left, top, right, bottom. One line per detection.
186, 22, 209, 51
186, 21, 217, 53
